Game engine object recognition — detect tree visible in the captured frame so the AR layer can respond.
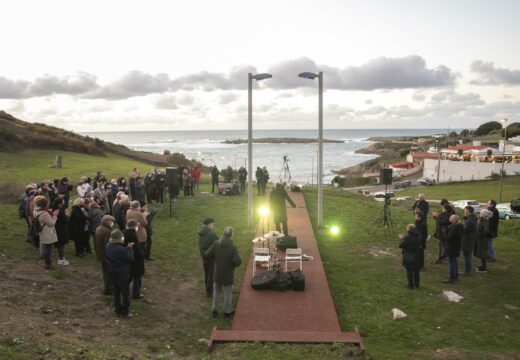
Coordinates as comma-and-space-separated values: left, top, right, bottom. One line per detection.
460, 129, 470, 138
474, 121, 502, 136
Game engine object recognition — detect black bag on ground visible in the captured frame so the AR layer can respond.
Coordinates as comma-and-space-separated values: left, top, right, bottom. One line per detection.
272, 271, 293, 291
250, 270, 278, 290
292, 269, 305, 291
276, 235, 297, 250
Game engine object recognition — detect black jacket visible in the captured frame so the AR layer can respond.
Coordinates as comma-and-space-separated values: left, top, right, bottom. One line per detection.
53, 207, 69, 246
412, 199, 429, 216
488, 207, 499, 238
105, 242, 134, 279
399, 229, 422, 267
446, 223, 463, 257
414, 217, 428, 248
461, 214, 478, 253
68, 205, 88, 240
124, 229, 145, 277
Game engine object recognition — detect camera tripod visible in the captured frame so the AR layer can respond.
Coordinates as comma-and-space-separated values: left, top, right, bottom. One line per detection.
278, 155, 292, 185
374, 185, 397, 238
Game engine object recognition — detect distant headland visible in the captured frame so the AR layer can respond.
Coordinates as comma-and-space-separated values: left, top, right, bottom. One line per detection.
222, 137, 344, 144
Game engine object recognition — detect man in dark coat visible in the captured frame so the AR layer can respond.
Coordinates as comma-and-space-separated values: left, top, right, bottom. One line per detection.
124, 219, 145, 299
198, 218, 219, 297
261, 167, 269, 195
237, 166, 247, 194
433, 199, 455, 264
487, 200, 499, 262
399, 224, 422, 289
269, 183, 296, 236
412, 193, 429, 224
134, 177, 146, 203
211, 166, 220, 194
205, 227, 241, 318
144, 173, 156, 204
444, 215, 463, 283
95, 215, 115, 295
154, 172, 165, 203
105, 229, 134, 318
255, 167, 263, 195
461, 206, 478, 275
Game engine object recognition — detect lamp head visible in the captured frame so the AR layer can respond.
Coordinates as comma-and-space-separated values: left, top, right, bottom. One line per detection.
298, 72, 319, 80
251, 73, 272, 81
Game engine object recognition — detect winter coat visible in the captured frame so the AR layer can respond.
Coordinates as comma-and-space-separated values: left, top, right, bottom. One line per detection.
412, 199, 429, 216
192, 167, 201, 183
34, 208, 58, 245
475, 219, 490, 259
269, 187, 296, 222
89, 208, 104, 234
134, 183, 146, 203
68, 205, 88, 241
399, 229, 422, 269
198, 225, 219, 257
94, 221, 112, 262
488, 207, 499, 238
125, 209, 148, 243
414, 217, 428, 249
446, 223, 463, 258
53, 207, 69, 247
434, 207, 455, 241
211, 167, 219, 182
124, 228, 145, 277
461, 214, 478, 253
119, 203, 130, 228
105, 242, 134, 280
205, 235, 241, 286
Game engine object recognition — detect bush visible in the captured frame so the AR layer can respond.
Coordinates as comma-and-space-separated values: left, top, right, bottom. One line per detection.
0, 181, 25, 204
163, 150, 171, 156
474, 121, 502, 136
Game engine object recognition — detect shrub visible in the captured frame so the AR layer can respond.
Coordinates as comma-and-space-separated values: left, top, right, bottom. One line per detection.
474, 121, 502, 136
0, 181, 25, 204
163, 150, 171, 156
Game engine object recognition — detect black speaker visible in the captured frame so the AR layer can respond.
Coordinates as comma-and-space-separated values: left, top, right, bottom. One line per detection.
165, 167, 179, 187
379, 168, 393, 185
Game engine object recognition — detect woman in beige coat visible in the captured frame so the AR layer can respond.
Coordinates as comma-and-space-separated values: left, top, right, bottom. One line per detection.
34, 196, 59, 269
125, 201, 148, 244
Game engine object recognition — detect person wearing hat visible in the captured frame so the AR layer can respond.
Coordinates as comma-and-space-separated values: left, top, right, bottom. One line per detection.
95, 215, 115, 295
105, 229, 134, 318
125, 201, 148, 244
124, 219, 146, 299
34, 196, 59, 269
198, 217, 219, 297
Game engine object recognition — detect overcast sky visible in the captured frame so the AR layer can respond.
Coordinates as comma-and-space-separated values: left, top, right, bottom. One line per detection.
1, 0, 519, 131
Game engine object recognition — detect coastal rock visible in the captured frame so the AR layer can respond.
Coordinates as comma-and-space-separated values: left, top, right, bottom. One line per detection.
222, 137, 344, 144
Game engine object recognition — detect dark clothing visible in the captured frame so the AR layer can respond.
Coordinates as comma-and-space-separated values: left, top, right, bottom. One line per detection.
475, 219, 490, 259
113, 275, 131, 316
101, 262, 114, 295
105, 242, 134, 277
205, 235, 241, 286
461, 214, 478, 253
203, 257, 215, 295
414, 217, 427, 269
134, 183, 146, 203
238, 168, 247, 193
488, 206, 499, 238
53, 207, 69, 248
118, 203, 130, 230
399, 229, 422, 288
94, 223, 112, 262
446, 223, 463, 258
412, 199, 429, 217
270, 186, 296, 235
255, 168, 263, 195
211, 167, 219, 194
69, 205, 89, 255
198, 225, 219, 257
123, 229, 145, 278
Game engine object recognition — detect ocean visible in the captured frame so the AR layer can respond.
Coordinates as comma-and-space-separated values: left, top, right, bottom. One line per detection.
83, 129, 448, 184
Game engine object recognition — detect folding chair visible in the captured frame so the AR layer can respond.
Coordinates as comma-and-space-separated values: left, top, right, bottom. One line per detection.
285, 248, 303, 272
253, 247, 271, 275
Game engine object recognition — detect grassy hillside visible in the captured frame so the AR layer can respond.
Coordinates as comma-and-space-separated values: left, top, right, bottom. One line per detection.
1, 151, 519, 359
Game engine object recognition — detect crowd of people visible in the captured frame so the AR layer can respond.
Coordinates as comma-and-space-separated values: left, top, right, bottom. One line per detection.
399, 194, 501, 289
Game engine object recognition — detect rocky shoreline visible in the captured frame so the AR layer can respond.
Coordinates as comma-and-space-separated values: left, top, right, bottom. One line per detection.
222, 137, 344, 144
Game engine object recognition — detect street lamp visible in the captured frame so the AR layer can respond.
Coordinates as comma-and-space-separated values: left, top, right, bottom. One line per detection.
248, 73, 272, 225
298, 71, 323, 226
499, 118, 508, 202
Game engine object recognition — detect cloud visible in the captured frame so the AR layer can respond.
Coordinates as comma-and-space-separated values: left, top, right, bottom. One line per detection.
176, 93, 194, 105
28, 72, 100, 96
266, 55, 455, 90
359, 106, 386, 115
217, 92, 238, 105
155, 95, 178, 109
470, 60, 520, 85
170, 65, 258, 91
412, 91, 426, 102
0, 77, 29, 98
85, 71, 171, 99
430, 90, 484, 106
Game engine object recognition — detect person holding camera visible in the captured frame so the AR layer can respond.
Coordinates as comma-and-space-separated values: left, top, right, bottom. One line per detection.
399, 224, 422, 289
34, 196, 59, 270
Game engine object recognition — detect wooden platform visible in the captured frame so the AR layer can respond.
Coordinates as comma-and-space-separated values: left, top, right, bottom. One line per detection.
209, 192, 364, 351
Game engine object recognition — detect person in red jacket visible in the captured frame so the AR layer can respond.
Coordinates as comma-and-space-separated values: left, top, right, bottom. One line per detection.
192, 165, 201, 191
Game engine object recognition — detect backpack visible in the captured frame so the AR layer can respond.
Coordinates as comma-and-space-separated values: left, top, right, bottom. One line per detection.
18, 195, 28, 219
31, 214, 45, 237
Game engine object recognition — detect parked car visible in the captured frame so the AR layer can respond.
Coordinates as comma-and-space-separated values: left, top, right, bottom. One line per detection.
373, 191, 395, 199
511, 198, 520, 213
417, 177, 436, 186
497, 203, 520, 220
453, 200, 482, 213
394, 180, 412, 189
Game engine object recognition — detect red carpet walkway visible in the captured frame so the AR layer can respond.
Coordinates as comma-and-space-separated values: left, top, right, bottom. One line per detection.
209, 192, 364, 350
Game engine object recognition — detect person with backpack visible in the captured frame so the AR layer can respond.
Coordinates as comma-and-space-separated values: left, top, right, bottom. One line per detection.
19, 184, 36, 244
33, 196, 59, 270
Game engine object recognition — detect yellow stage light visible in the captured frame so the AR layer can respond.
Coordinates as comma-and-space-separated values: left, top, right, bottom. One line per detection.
258, 206, 269, 217
330, 225, 340, 235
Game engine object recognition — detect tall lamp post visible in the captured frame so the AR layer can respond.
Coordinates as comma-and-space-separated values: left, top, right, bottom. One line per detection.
298, 71, 323, 226
248, 73, 272, 226
499, 118, 508, 203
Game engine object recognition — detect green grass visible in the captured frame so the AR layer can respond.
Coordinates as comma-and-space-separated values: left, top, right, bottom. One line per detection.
397, 177, 520, 204
1, 149, 519, 359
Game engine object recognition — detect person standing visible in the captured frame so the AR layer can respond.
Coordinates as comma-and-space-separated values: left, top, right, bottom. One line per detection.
412, 193, 429, 225
192, 165, 201, 191
52, 197, 70, 266
261, 167, 269, 195
124, 220, 145, 299
105, 229, 134, 318
487, 200, 499, 262
269, 183, 296, 236
237, 166, 247, 194
461, 206, 478, 275
69, 198, 90, 257
475, 209, 491, 273
433, 199, 454, 264
95, 215, 115, 295
255, 167, 263, 195
34, 196, 59, 269
205, 227, 242, 318
133, 177, 146, 203
211, 166, 220, 194
444, 215, 463, 283
399, 224, 422, 289
198, 218, 219, 297
414, 210, 427, 270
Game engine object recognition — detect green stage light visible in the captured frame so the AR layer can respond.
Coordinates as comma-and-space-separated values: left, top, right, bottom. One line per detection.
330, 225, 340, 235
